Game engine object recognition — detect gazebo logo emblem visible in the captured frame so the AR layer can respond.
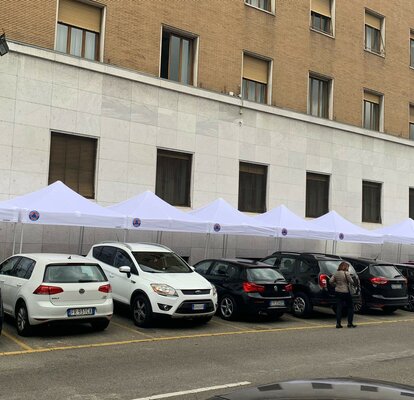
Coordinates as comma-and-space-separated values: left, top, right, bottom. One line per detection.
213, 223, 221, 232
132, 218, 141, 227
281, 228, 288, 236
29, 210, 40, 221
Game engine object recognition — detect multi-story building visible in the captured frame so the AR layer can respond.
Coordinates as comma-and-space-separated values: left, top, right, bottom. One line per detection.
1, 0, 414, 261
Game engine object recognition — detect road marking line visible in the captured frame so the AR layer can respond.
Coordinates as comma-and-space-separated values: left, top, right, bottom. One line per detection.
1, 317, 413, 357
282, 314, 320, 325
131, 381, 251, 400
209, 318, 250, 331
111, 321, 154, 338
2, 330, 33, 351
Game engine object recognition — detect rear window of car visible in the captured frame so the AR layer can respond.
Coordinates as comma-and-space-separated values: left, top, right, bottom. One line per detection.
44, 264, 107, 283
132, 252, 192, 273
370, 265, 403, 278
319, 260, 357, 276
247, 268, 285, 282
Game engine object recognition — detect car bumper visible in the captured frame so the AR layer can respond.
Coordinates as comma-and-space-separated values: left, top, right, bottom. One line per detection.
28, 299, 113, 326
151, 294, 218, 318
242, 295, 292, 314
365, 295, 409, 308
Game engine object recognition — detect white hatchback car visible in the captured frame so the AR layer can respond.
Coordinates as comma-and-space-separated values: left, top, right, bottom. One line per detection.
0, 254, 113, 336
87, 243, 218, 327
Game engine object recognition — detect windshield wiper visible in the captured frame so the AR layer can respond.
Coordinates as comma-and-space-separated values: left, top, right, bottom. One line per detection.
78, 279, 98, 283
393, 275, 403, 278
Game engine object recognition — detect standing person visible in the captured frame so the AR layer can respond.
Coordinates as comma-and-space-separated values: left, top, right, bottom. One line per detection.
330, 262, 357, 329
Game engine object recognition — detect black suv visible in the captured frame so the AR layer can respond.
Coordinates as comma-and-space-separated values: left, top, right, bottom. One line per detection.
340, 257, 408, 314
394, 263, 414, 311
193, 258, 293, 320
261, 252, 360, 318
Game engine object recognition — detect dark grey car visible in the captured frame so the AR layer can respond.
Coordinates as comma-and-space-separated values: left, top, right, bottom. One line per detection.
0, 287, 3, 335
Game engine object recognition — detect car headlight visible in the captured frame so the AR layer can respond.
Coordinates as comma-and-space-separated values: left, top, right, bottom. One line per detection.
150, 283, 178, 297
211, 284, 217, 297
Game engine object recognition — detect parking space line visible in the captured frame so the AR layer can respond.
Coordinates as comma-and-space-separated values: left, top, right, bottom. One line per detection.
209, 318, 251, 331
1, 317, 413, 358
282, 314, 321, 326
1, 330, 33, 351
111, 321, 154, 338
131, 381, 251, 400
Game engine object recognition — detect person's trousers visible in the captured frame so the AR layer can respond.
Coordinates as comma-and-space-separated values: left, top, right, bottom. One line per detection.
335, 292, 354, 325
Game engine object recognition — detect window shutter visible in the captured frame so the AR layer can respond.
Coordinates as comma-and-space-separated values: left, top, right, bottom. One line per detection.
243, 54, 268, 84
365, 13, 381, 30
311, 0, 331, 17
58, 0, 101, 33
410, 105, 414, 122
411, 30, 414, 40
364, 91, 380, 104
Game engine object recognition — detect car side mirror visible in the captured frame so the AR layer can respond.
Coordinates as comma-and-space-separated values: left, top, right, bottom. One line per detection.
119, 266, 131, 278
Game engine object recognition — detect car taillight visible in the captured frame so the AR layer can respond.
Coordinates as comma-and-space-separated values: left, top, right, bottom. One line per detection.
243, 282, 265, 293
370, 277, 388, 285
319, 274, 328, 289
98, 284, 112, 293
285, 284, 293, 292
33, 285, 64, 295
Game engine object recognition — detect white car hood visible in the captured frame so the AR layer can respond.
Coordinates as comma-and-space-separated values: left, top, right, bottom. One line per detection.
142, 271, 212, 290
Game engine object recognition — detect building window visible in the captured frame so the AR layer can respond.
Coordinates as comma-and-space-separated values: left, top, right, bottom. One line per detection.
311, 0, 332, 35
309, 75, 331, 118
56, 0, 101, 61
411, 31, 414, 67
242, 53, 270, 104
238, 162, 267, 213
245, 0, 272, 12
156, 149, 192, 206
48, 132, 97, 199
160, 29, 196, 85
365, 11, 384, 55
363, 91, 381, 131
410, 188, 414, 219
410, 105, 414, 140
362, 181, 382, 223
306, 173, 329, 218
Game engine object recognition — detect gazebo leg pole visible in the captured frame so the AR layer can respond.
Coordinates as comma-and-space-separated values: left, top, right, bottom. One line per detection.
19, 223, 24, 254
12, 222, 17, 255
204, 233, 211, 258
123, 229, 127, 242
78, 226, 84, 255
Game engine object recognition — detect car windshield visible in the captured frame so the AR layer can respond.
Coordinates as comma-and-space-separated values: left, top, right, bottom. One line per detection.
319, 260, 357, 276
132, 251, 192, 273
247, 267, 285, 282
370, 265, 403, 278
44, 264, 107, 283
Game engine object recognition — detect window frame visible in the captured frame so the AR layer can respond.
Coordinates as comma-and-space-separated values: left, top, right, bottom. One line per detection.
364, 10, 385, 56
238, 161, 268, 213
363, 90, 383, 132
362, 180, 382, 224
241, 52, 272, 105
160, 26, 198, 87
310, 0, 335, 37
409, 188, 414, 220
155, 149, 193, 207
308, 73, 332, 119
244, 0, 275, 14
410, 31, 414, 68
48, 131, 98, 199
306, 172, 330, 218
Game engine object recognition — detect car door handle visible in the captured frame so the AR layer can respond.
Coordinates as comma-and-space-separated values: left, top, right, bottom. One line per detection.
16, 283, 23, 287
109, 273, 115, 278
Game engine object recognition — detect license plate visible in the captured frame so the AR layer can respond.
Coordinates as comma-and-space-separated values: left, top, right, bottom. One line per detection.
192, 304, 205, 311
67, 308, 95, 317
391, 284, 402, 289
270, 300, 285, 307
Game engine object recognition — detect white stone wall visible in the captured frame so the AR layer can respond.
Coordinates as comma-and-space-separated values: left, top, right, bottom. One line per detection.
1, 43, 414, 263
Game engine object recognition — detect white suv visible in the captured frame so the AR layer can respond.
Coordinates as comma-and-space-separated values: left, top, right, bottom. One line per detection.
87, 242, 217, 327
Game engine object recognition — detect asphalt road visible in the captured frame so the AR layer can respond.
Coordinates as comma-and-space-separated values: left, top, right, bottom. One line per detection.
1, 307, 414, 400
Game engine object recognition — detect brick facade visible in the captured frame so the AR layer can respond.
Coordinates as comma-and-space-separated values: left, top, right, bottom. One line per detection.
2, 0, 414, 137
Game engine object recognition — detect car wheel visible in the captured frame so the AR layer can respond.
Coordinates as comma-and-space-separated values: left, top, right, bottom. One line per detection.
219, 295, 238, 320
90, 319, 110, 331
405, 294, 414, 312
16, 302, 32, 337
132, 294, 153, 328
382, 306, 398, 314
292, 292, 313, 318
